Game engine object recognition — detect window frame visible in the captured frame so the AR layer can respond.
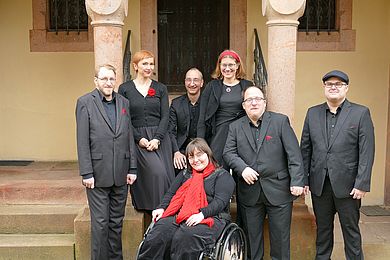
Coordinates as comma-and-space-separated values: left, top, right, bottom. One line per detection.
30, 0, 93, 52
297, 0, 355, 51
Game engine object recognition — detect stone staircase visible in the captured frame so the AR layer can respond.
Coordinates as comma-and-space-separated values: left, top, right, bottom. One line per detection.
0, 162, 144, 260
3, 162, 389, 259
0, 204, 80, 260
239, 201, 317, 260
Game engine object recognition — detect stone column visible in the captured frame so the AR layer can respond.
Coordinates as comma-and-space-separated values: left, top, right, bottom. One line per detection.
262, 0, 306, 121
85, 0, 128, 87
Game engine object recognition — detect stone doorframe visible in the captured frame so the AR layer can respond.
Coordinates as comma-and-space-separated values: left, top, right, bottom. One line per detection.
386, 66, 390, 206
140, 0, 247, 79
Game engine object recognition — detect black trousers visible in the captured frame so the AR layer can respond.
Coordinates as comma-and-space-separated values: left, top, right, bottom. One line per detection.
312, 177, 363, 260
241, 191, 292, 260
86, 184, 128, 260
138, 216, 226, 260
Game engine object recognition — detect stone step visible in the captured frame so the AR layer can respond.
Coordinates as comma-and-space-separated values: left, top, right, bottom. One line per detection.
0, 234, 75, 260
0, 204, 83, 234
0, 167, 87, 204
74, 206, 144, 260
231, 201, 317, 260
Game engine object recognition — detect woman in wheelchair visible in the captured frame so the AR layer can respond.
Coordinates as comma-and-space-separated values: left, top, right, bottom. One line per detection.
137, 138, 235, 260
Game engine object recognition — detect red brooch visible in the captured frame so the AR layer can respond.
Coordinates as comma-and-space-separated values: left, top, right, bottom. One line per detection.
121, 108, 126, 115
265, 135, 272, 141
148, 87, 156, 97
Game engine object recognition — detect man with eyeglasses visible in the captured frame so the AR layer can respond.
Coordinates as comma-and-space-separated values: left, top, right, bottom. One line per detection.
224, 86, 305, 260
168, 68, 204, 172
300, 70, 375, 260
76, 64, 137, 260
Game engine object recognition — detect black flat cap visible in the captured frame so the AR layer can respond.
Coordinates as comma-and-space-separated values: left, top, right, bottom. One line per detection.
322, 70, 349, 85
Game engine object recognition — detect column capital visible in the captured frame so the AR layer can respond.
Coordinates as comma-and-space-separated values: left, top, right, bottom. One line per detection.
85, 0, 128, 27
262, 0, 306, 26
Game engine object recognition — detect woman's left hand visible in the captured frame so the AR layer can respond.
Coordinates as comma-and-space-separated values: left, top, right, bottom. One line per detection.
185, 212, 204, 226
147, 139, 160, 151
152, 208, 165, 222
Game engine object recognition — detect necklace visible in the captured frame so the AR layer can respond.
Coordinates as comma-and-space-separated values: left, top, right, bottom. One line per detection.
224, 80, 239, 93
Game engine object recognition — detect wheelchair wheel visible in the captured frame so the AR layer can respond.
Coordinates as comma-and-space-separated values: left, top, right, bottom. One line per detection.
200, 223, 247, 260
216, 223, 247, 260
135, 222, 155, 260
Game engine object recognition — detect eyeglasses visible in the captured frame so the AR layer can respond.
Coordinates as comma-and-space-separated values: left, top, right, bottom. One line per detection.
220, 63, 237, 69
185, 78, 202, 84
243, 97, 265, 104
97, 77, 116, 83
324, 82, 347, 88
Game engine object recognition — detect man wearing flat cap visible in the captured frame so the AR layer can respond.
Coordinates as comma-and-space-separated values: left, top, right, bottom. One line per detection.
300, 70, 375, 260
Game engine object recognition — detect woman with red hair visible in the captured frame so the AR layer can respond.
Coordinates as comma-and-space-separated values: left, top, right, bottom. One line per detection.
119, 50, 175, 212
197, 50, 253, 170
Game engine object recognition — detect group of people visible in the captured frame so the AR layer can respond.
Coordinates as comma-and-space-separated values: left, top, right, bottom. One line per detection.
76, 49, 375, 260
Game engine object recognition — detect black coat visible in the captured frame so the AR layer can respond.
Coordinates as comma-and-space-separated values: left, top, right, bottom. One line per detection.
158, 168, 235, 220
168, 94, 198, 153
197, 79, 253, 143
224, 112, 305, 206
75, 89, 137, 187
300, 99, 375, 198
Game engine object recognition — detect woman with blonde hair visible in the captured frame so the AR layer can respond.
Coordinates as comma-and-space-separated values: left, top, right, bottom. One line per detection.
119, 50, 175, 212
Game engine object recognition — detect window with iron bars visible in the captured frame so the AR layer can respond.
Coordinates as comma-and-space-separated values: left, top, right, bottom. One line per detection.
298, 0, 336, 33
49, 0, 88, 33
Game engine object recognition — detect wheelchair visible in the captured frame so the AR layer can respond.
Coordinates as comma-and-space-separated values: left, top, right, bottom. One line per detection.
135, 221, 247, 260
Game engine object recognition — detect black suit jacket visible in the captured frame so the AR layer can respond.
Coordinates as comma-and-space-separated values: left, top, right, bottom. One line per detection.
76, 89, 137, 187
197, 79, 253, 142
224, 112, 305, 206
300, 99, 375, 198
168, 94, 194, 153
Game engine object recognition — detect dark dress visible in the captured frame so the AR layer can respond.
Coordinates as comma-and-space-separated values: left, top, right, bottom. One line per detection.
118, 80, 175, 211
197, 79, 253, 169
138, 168, 235, 260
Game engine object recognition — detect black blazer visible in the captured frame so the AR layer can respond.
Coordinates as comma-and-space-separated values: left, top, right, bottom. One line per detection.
168, 94, 194, 153
76, 89, 137, 187
300, 99, 375, 198
223, 112, 305, 206
197, 79, 253, 142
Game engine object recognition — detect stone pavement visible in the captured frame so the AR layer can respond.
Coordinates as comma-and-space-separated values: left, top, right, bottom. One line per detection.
303, 197, 390, 260
332, 213, 390, 260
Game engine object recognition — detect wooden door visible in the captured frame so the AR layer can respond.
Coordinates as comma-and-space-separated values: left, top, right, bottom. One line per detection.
158, 0, 229, 92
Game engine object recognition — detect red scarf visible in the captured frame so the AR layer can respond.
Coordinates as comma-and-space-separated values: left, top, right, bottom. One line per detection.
161, 163, 215, 227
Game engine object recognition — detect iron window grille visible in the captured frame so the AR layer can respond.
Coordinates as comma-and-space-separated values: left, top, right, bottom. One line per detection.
49, 0, 88, 34
298, 0, 336, 33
